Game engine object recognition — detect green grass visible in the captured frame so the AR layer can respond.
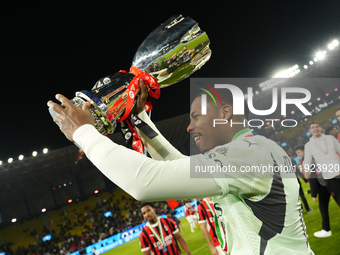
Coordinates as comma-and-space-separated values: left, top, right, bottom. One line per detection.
103, 180, 340, 255
300, 179, 340, 255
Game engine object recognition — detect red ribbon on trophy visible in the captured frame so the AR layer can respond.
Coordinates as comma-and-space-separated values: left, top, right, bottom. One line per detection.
113, 67, 178, 209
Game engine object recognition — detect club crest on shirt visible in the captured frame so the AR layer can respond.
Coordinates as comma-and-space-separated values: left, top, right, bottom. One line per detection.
215, 147, 228, 156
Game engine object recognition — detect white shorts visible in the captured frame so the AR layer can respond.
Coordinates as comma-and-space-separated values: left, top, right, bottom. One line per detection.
186, 215, 193, 223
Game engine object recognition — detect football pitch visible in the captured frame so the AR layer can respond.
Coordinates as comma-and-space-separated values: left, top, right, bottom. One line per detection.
103, 179, 340, 254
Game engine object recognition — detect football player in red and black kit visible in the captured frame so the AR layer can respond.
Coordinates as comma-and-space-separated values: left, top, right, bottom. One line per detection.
139, 202, 192, 255
184, 202, 198, 232
198, 198, 227, 254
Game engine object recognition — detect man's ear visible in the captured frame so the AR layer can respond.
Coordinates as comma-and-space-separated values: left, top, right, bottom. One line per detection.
221, 104, 232, 119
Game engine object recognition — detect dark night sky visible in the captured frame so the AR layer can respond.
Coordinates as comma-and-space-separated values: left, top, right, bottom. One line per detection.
1, 1, 339, 161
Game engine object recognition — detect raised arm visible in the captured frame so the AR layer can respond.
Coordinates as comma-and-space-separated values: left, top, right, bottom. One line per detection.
48, 94, 221, 202
73, 124, 221, 201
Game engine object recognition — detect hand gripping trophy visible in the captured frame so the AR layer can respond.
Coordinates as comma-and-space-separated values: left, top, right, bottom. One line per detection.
49, 14, 211, 154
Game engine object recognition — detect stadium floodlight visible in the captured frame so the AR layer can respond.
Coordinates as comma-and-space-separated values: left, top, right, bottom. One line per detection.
260, 65, 300, 91
11, 218, 17, 223
273, 65, 299, 78
8, 158, 13, 163
309, 61, 313, 65
32, 151, 37, 157
0, 160, 2, 166
255, 91, 259, 95
314, 58, 318, 62
333, 39, 339, 47
41, 208, 47, 213
315, 51, 325, 60
43, 148, 48, 154
304, 65, 308, 69
328, 43, 335, 50
18, 155, 24, 161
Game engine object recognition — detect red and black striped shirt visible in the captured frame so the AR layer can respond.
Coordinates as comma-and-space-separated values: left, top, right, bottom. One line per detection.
140, 217, 180, 255
198, 199, 220, 247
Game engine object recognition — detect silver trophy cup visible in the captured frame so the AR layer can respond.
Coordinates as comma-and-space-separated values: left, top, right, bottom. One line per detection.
49, 14, 211, 136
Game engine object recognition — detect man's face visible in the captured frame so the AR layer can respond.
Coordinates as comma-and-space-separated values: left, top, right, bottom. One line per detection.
329, 127, 339, 138
141, 205, 157, 223
296, 149, 304, 159
187, 97, 228, 153
336, 110, 340, 122
309, 123, 322, 137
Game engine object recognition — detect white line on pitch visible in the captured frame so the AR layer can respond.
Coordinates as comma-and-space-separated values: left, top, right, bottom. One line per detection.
192, 244, 208, 254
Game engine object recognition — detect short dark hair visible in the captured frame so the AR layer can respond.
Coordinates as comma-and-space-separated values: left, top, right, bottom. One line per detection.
308, 121, 321, 129
325, 126, 336, 135
141, 202, 154, 209
294, 144, 304, 151
193, 88, 250, 120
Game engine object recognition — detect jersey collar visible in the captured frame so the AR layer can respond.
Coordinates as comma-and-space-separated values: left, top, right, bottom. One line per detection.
231, 128, 253, 141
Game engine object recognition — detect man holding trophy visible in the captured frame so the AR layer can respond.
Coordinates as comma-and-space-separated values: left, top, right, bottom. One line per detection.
48, 15, 314, 255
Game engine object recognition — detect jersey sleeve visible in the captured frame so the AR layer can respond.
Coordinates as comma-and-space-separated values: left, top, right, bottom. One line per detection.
139, 230, 150, 252
73, 124, 222, 201
136, 110, 187, 161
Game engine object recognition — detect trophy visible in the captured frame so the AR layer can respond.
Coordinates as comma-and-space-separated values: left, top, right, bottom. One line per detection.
49, 14, 211, 152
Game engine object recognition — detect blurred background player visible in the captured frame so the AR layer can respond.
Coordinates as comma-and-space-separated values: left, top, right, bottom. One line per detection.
166, 211, 185, 232
325, 125, 340, 143
303, 121, 340, 211
197, 198, 227, 255
139, 202, 192, 255
296, 144, 333, 238
184, 202, 197, 233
